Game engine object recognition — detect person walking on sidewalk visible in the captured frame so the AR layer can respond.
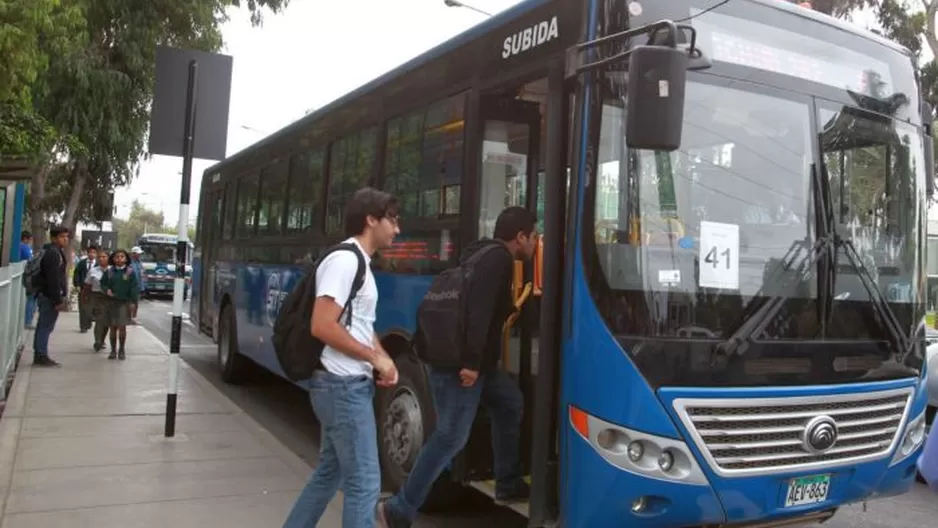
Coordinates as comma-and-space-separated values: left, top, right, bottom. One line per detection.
73, 244, 98, 333
282, 187, 401, 528
84, 250, 112, 352
129, 246, 146, 324
32, 225, 70, 367
379, 207, 538, 528
20, 230, 37, 329
101, 249, 140, 360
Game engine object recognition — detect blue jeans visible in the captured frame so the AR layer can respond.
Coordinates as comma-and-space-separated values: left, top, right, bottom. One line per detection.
386, 368, 524, 521
33, 295, 59, 360
283, 371, 380, 528
24, 295, 36, 327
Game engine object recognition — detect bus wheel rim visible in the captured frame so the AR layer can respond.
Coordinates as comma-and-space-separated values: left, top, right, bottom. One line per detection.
383, 387, 424, 469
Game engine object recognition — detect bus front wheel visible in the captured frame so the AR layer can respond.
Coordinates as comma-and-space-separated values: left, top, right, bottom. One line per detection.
376, 352, 465, 513
217, 305, 250, 384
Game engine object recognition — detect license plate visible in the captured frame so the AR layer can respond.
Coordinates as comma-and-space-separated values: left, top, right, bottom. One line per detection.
784, 474, 830, 507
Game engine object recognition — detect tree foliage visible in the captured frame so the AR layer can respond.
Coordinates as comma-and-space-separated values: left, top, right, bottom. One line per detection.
1, 0, 289, 245
111, 200, 195, 249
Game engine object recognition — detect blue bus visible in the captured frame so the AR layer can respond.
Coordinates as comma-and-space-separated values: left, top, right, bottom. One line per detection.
191, 0, 933, 525
137, 233, 192, 298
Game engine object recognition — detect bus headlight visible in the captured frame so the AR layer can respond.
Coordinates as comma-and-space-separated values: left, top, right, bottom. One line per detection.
891, 408, 927, 466
658, 450, 675, 472
569, 406, 708, 485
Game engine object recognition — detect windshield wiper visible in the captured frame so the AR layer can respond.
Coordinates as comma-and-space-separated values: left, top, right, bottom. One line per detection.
838, 239, 912, 361
711, 163, 836, 365
812, 155, 912, 362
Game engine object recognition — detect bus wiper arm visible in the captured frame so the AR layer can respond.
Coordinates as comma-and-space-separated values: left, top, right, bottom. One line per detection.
838, 239, 912, 362
711, 235, 834, 364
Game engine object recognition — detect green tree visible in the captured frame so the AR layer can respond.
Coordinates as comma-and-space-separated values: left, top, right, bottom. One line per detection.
5, 0, 290, 245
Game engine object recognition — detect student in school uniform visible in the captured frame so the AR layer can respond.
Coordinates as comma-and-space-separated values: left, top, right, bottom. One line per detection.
100, 249, 140, 360
84, 251, 112, 353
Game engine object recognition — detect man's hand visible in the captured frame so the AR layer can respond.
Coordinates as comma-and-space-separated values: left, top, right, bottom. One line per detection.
376, 362, 399, 388
372, 354, 398, 386
459, 368, 479, 387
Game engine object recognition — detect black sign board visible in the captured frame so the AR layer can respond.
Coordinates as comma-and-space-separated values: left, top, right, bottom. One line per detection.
80, 230, 117, 252
149, 46, 233, 161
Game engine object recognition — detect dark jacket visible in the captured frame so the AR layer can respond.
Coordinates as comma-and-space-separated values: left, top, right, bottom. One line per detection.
73, 257, 91, 288
38, 243, 67, 305
101, 266, 140, 303
461, 239, 515, 373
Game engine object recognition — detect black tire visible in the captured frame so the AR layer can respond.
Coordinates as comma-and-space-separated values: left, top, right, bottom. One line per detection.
376, 352, 465, 513
217, 305, 251, 384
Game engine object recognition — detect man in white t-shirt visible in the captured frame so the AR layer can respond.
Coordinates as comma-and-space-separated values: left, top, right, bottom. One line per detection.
283, 187, 400, 528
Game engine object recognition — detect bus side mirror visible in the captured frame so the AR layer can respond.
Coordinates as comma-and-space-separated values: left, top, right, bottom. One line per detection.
626, 45, 688, 152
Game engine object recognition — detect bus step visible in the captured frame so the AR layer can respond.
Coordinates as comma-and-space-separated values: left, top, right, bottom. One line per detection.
468, 477, 531, 518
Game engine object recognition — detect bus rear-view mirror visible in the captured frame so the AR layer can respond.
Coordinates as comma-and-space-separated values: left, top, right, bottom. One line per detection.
626, 45, 688, 152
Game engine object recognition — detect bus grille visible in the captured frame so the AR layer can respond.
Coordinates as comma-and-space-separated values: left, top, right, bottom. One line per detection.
672, 387, 913, 476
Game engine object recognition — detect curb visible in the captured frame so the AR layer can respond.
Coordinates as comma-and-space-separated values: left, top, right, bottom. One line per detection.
135, 326, 314, 480
0, 343, 32, 526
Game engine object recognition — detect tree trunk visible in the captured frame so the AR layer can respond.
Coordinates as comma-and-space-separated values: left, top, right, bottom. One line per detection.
29, 164, 49, 249
61, 164, 87, 235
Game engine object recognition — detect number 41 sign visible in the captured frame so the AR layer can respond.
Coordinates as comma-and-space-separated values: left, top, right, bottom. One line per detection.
699, 221, 739, 290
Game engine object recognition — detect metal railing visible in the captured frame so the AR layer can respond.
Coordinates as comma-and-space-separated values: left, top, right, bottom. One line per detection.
0, 261, 26, 399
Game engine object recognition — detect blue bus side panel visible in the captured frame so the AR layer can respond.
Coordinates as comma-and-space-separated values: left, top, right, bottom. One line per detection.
209, 260, 433, 383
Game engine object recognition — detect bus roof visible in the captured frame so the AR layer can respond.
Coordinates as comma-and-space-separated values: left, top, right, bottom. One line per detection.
205, 0, 912, 176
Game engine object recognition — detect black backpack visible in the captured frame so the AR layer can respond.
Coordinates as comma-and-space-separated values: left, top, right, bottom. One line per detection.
22, 248, 47, 296
272, 243, 367, 381
414, 244, 505, 369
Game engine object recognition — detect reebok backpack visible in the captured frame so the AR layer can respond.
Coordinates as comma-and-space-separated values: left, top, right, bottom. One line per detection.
22, 249, 46, 296
414, 244, 504, 369
272, 243, 366, 381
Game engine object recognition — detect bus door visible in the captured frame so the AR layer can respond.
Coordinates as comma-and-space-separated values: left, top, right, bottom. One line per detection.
198, 188, 224, 337
454, 90, 543, 494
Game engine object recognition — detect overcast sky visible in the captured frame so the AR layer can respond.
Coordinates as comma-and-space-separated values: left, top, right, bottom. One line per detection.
114, 0, 514, 226
112, 0, 932, 228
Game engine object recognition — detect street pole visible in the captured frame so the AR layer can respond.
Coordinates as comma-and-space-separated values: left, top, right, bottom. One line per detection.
165, 59, 198, 438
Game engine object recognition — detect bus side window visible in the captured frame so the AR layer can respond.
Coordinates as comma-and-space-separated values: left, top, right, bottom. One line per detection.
326, 128, 378, 234
236, 173, 260, 239
287, 149, 325, 234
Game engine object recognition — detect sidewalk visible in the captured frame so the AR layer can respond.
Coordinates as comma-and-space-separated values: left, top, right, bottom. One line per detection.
0, 312, 340, 527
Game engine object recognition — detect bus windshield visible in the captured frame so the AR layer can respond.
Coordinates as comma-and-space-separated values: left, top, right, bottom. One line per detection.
139, 243, 177, 264
590, 78, 925, 342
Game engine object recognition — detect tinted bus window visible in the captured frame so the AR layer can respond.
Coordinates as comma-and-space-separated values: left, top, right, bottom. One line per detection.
257, 158, 288, 235
326, 128, 378, 234
223, 181, 237, 240
286, 149, 325, 233
236, 173, 259, 238
384, 111, 425, 217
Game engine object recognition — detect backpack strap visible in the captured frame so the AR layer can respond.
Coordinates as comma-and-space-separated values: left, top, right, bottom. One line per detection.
316, 243, 368, 328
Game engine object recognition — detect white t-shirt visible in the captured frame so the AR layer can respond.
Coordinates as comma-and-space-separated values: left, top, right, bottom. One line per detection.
315, 237, 377, 378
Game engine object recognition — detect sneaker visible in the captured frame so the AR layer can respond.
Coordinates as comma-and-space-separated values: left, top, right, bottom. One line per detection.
377, 501, 410, 528
495, 480, 530, 505
118, 350, 126, 360
93, 343, 104, 353
108, 350, 117, 360
33, 357, 61, 367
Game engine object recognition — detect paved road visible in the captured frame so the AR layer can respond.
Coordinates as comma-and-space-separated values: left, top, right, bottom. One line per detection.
134, 298, 526, 528
136, 298, 937, 528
